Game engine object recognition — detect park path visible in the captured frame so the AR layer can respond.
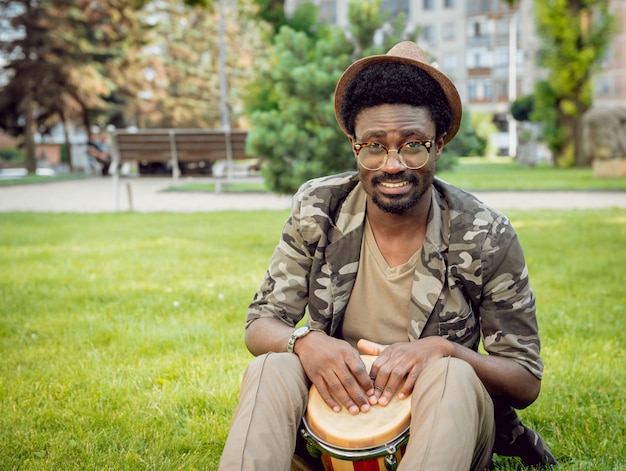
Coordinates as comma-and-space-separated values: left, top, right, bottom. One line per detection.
0, 176, 625, 213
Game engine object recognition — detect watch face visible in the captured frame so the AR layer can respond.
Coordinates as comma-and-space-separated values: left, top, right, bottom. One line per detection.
294, 326, 309, 337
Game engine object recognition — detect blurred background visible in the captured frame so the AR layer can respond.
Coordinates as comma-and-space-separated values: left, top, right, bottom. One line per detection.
0, 0, 623, 193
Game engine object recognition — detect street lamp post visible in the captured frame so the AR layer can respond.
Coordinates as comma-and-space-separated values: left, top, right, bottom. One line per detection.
508, 12, 519, 158
218, 0, 233, 187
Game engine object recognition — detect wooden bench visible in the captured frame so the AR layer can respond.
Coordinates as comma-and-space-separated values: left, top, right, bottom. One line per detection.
110, 128, 258, 178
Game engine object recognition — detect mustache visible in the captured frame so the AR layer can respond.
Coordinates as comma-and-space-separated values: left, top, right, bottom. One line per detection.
371, 172, 419, 186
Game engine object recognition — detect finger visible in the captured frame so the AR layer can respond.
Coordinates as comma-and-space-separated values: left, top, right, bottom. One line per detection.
357, 339, 387, 356
372, 357, 407, 406
312, 378, 342, 413
345, 355, 375, 397
331, 371, 371, 415
318, 370, 371, 415
398, 366, 420, 400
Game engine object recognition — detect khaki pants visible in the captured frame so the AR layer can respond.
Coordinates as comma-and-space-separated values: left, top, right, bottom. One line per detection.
219, 353, 495, 471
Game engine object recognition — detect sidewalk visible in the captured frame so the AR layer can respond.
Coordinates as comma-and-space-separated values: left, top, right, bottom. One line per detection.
0, 176, 625, 213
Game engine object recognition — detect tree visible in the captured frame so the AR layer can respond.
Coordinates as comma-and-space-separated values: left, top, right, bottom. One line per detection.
0, 0, 149, 173
532, 0, 616, 167
246, 0, 419, 194
126, 0, 269, 129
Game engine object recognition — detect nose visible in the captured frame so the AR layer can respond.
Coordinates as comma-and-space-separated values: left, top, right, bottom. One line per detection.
381, 149, 404, 173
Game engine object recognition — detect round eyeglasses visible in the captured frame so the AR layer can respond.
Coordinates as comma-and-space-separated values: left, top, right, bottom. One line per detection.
353, 140, 433, 171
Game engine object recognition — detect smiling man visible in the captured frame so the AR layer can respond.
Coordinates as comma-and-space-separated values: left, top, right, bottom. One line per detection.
219, 42, 556, 471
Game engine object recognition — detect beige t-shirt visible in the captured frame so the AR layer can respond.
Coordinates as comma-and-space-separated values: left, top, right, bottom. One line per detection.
341, 219, 420, 349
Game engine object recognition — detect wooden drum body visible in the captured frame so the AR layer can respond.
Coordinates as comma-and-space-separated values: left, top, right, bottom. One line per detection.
300, 356, 411, 471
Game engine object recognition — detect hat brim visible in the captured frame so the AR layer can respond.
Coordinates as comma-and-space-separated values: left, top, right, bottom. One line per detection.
334, 53, 462, 144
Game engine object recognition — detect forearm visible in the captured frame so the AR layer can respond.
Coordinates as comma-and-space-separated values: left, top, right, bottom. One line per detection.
449, 340, 541, 409
245, 317, 295, 356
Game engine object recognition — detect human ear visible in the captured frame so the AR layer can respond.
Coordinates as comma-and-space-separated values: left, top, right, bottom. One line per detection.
435, 133, 446, 160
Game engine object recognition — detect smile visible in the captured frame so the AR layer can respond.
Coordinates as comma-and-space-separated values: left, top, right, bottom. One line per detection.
380, 181, 409, 188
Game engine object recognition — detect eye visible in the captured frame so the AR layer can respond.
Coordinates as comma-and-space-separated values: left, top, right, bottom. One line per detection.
405, 141, 431, 149
366, 143, 386, 154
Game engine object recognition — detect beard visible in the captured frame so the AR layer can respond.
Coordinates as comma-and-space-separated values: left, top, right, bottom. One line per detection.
367, 171, 432, 215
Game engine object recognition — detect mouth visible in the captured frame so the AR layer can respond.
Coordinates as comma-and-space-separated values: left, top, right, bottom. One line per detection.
373, 173, 416, 194
379, 180, 410, 189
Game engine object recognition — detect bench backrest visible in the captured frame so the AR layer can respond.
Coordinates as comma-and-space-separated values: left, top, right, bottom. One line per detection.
112, 129, 253, 163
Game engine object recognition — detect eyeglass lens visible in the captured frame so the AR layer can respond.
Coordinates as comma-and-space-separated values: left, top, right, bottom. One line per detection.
356, 142, 431, 170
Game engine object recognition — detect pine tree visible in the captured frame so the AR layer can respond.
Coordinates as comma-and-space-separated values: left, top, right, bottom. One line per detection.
246, 0, 418, 194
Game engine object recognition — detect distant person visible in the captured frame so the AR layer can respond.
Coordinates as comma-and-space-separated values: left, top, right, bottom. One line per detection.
87, 128, 111, 176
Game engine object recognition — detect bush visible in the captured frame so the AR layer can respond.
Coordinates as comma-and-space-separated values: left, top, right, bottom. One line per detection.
0, 147, 25, 163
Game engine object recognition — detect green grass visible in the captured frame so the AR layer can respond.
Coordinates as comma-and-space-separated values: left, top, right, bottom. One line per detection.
161, 158, 626, 193
164, 180, 268, 193
1, 209, 625, 470
3, 158, 625, 192
438, 157, 626, 191
0, 173, 88, 186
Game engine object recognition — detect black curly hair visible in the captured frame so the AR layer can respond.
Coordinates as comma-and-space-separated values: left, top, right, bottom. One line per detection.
340, 63, 452, 140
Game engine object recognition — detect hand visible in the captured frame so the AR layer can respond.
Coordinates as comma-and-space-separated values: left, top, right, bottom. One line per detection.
357, 337, 453, 406
294, 333, 375, 415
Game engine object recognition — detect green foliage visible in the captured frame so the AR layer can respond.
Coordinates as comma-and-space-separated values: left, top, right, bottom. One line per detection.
248, 26, 353, 194
246, 0, 421, 194
511, 94, 535, 122
443, 111, 496, 159
0, 209, 624, 469
60, 143, 70, 164
532, 0, 616, 167
0, 147, 25, 163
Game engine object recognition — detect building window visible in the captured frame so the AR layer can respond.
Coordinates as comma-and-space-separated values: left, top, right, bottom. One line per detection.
380, 0, 410, 18
468, 79, 493, 102
421, 25, 436, 46
423, 0, 434, 10
443, 22, 456, 41
318, 0, 337, 24
467, 48, 492, 69
444, 0, 455, 7
442, 53, 458, 72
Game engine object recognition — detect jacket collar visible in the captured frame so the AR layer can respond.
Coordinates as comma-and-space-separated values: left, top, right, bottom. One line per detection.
325, 183, 449, 338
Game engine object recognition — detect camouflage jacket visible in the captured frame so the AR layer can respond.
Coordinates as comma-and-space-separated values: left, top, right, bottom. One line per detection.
247, 172, 542, 379
247, 172, 557, 466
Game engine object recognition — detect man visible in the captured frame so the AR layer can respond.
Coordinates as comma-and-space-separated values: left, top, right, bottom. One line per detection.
219, 42, 556, 470
87, 127, 111, 176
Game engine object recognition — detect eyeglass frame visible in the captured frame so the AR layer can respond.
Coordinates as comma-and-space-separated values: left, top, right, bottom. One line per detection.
352, 139, 435, 171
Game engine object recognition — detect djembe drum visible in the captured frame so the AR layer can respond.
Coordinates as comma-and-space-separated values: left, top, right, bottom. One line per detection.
300, 355, 411, 471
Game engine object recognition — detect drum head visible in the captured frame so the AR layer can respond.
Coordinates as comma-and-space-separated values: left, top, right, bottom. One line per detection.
305, 355, 411, 449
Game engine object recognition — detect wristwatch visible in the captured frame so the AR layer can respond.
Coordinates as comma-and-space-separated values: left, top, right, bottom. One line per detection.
287, 326, 313, 353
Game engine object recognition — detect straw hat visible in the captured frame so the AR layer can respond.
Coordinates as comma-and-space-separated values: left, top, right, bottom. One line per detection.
334, 41, 462, 143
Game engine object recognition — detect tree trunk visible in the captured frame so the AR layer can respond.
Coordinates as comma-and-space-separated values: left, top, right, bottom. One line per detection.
22, 95, 37, 175
573, 113, 588, 167
62, 114, 74, 172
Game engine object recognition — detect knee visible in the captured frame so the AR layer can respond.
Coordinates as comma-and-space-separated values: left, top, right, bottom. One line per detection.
243, 352, 308, 389
414, 357, 485, 399
445, 357, 480, 382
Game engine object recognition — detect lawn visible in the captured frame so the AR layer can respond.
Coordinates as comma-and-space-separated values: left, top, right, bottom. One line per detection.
0, 209, 624, 470
3, 157, 626, 192
160, 157, 626, 193
438, 157, 626, 191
